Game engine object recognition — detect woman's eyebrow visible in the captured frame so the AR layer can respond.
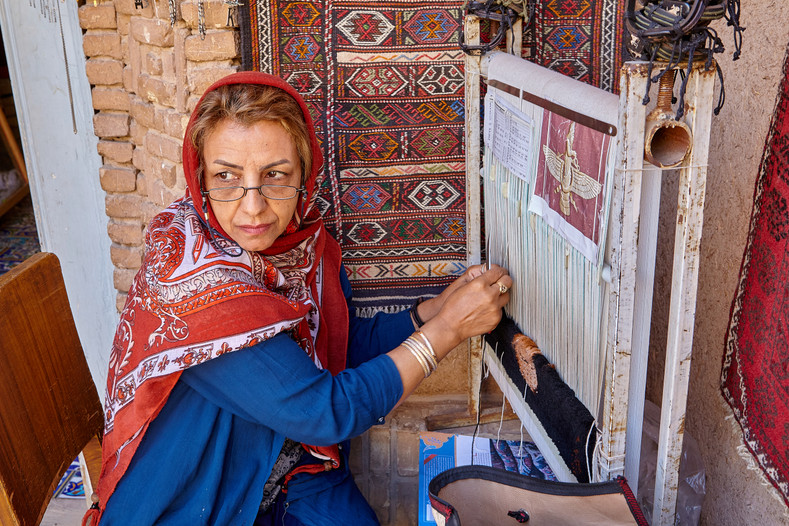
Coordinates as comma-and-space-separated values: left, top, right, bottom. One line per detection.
258, 159, 292, 172
213, 159, 244, 170
211, 159, 293, 172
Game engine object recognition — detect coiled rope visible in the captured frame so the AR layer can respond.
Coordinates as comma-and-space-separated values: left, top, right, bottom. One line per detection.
459, 0, 536, 56
626, 0, 744, 118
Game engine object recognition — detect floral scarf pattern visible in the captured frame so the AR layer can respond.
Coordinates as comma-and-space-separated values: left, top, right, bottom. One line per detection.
92, 73, 349, 519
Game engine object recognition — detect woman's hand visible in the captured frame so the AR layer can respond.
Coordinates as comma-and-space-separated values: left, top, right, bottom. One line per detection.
415, 264, 490, 323
420, 264, 512, 358
387, 264, 512, 404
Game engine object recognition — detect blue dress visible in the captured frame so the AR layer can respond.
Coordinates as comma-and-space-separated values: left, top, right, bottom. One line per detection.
100, 273, 413, 525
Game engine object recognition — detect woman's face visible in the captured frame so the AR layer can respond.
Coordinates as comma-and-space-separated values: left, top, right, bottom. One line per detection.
202, 119, 302, 252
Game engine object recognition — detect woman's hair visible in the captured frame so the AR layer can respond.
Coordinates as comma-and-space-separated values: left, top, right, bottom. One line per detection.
190, 83, 312, 186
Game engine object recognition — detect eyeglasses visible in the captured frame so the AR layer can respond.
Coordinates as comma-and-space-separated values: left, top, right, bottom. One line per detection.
201, 184, 305, 202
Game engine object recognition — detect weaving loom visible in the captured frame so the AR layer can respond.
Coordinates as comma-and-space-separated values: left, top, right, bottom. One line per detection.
476, 49, 618, 484
464, 32, 718, 526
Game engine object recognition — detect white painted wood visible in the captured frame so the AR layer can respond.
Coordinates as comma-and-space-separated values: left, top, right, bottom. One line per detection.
0, 1, 116, 401
464, 16, 483, 417
77, 451, 94, 508
612, 65, 660, 494
596, 62, 648, 482
652, 63, 717, 526
464, 15, 482, 268
625, 165, 662, 495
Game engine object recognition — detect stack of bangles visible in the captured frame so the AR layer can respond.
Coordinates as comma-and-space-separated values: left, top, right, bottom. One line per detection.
402, 330, 438, 378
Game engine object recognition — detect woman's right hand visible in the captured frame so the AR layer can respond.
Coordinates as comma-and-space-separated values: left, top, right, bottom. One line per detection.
420, 264, 512, 358
388, 264, 512, 404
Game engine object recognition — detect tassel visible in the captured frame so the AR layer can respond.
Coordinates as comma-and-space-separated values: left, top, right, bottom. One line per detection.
168, 0, 177, 26
81, 494, 101, 526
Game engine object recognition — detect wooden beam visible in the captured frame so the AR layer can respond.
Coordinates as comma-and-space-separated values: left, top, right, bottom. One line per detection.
597, 61, 649, 482
652, 62, 716, 526
0, 183, 29, 218
425, 401, 517, 432
0, 104, 26, 182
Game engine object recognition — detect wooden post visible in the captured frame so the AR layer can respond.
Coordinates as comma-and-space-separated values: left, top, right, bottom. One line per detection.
597, 62, 649, 482
625, 163, 662, 494
652, 62, 716, 526
0, 104, 28, 218
464, 14, 484, 419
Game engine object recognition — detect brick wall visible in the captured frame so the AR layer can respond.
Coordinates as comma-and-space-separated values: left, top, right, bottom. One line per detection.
351, 396, 468, 525
78, 2, 474, 524
79, 0, 238, 310
350, 394, 519, 525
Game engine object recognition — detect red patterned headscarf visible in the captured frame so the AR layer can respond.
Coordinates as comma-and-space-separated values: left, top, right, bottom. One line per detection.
91, 72, 349, 518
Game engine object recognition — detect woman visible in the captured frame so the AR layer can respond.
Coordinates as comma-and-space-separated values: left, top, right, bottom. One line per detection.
85, 72, 511, 525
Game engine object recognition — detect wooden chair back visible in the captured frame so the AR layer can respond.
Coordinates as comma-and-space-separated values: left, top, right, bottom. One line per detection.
0, 252, 103, 526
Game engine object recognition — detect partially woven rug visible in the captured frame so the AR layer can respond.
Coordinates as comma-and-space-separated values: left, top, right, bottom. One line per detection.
239, 1, 626, 314
722, 43, 789, 507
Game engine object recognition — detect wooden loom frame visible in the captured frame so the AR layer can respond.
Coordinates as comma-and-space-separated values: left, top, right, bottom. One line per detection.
463, 15, 716, 526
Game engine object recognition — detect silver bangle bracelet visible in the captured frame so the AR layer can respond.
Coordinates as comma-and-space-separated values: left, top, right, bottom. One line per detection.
403, 336, 435, 377
415, 330, 437, 360
404, 335, 437, 374
406, 344, 430, 377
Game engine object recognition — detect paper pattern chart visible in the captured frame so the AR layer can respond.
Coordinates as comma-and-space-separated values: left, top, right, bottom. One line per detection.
484, 94, 534, 183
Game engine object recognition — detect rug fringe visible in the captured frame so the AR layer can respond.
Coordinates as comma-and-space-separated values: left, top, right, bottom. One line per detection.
720, 398, 789, 515
355, 304, 408, 318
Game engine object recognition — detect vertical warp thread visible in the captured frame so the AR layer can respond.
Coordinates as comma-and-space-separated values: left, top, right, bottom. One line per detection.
482, 132, 607, 415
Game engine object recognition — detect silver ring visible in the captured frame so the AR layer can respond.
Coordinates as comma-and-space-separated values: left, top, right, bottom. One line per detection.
498, 282, 509, 294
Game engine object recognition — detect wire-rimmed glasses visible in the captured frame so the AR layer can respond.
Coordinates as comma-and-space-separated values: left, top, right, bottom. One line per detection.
201, 184, 305, 202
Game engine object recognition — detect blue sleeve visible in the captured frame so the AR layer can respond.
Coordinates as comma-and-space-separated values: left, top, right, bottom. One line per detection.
341, 270, 415, 368
180, 332, 403, 446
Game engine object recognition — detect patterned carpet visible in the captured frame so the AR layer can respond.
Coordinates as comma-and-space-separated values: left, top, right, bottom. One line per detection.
0, 194, 39, 275
239, 1, 627, 315
53, 460, 85, 499
520, 0, 626, 94
241, 0, 472, 315
722, 42, 789, 507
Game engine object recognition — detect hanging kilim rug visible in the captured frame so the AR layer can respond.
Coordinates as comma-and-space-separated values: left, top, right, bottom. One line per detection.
519, 1, 626, 93
721, 42, 789, 508
240, 0, 468, 315
238, 1, 626, 315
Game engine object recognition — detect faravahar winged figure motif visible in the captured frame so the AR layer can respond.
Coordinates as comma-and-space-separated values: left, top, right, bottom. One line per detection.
542, 122, 602, 216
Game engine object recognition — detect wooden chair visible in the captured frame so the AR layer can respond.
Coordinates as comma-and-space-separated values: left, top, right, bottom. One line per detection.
0, 252, 103, 526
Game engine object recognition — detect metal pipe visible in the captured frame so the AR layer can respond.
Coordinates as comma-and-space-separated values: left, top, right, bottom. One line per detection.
644, 70, 693, 168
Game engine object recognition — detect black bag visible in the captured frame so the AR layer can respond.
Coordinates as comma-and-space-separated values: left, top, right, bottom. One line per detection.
429, 465, 648, 526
